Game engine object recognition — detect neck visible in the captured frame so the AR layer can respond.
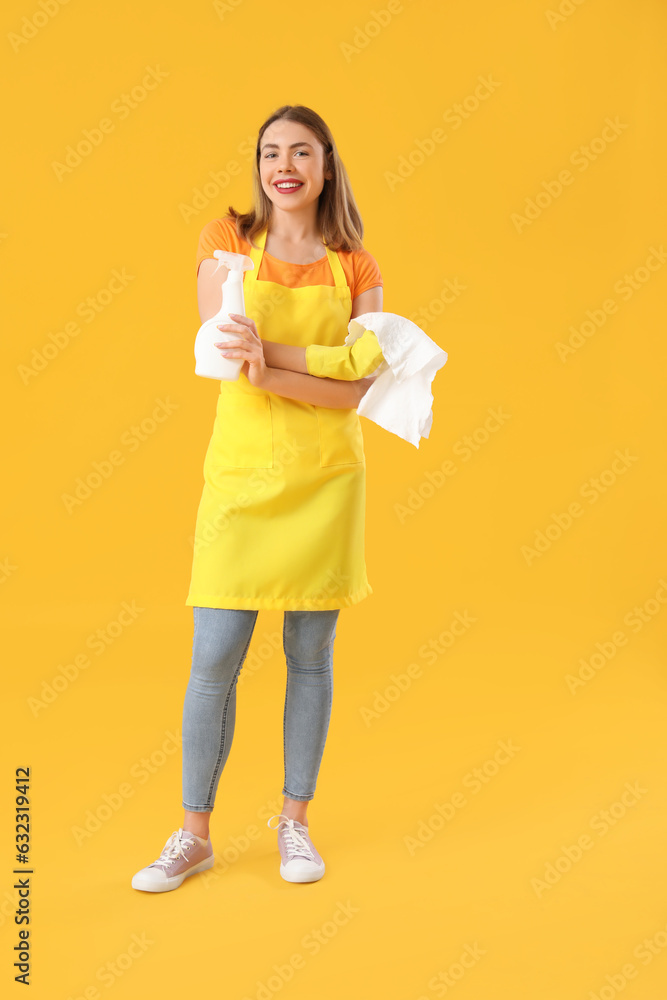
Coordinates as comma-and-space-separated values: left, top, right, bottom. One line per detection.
268, 205, 321, 245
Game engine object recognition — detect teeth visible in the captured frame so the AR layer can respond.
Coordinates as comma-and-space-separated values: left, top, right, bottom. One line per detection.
276, 182, 302, 189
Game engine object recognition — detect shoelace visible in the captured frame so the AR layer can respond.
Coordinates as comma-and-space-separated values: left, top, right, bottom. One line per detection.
266, 813, 315, 861
150, 828, 196, 869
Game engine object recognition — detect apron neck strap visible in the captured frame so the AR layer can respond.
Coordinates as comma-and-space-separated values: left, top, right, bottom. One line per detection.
245, 225, 348, 291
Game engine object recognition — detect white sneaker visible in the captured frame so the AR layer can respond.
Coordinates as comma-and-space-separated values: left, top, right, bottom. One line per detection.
131, 828, 215, 892
267, 814, 325, 883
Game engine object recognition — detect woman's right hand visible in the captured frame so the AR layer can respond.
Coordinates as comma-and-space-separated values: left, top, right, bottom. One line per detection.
214, 313, 272, 389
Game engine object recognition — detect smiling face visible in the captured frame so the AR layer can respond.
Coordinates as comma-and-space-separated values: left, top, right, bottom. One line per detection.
259, 119, 332, 212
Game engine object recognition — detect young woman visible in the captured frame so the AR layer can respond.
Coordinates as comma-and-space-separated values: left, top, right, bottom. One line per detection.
132, 104, 386, 893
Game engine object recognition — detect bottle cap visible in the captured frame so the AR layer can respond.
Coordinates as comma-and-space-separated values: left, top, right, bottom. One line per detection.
212, 250, 254, 274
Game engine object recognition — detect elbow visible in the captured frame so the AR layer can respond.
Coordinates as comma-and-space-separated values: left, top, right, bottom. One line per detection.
346, 382, 363, 409
322, 378, 364, 409
334, 383, 362, 409
350, 376, 376, 408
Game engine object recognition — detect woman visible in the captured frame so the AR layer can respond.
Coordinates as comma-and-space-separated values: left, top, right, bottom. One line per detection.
132, 104, 386, 893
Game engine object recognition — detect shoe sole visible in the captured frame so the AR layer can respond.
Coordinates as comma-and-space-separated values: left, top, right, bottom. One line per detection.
132, 852, 215, 892
279, 862, 325, 883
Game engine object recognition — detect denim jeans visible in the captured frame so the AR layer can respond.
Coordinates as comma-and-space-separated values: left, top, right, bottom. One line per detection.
182, 607, 340, 812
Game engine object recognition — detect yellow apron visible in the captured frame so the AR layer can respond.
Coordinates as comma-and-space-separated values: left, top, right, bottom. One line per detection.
185, 227, 373, 611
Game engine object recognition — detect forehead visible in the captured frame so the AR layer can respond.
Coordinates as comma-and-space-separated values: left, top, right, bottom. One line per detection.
261, 119, 320, 149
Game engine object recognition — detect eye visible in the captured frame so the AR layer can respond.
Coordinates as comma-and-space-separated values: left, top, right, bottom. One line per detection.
263, 149, 309, 158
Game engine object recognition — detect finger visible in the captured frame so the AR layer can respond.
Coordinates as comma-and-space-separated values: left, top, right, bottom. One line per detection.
218, 346, 254, 357
217, 323, 247, 335
226, 314, 255, 332
228, 313, 259, 337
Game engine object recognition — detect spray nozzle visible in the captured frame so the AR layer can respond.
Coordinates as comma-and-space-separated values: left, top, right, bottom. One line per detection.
213, 250, 254, 275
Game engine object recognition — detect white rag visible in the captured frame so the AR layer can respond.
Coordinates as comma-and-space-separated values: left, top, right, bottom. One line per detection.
346, 312, 448, 448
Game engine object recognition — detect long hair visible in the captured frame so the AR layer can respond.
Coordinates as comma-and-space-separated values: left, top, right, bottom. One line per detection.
226, 105, 365, 252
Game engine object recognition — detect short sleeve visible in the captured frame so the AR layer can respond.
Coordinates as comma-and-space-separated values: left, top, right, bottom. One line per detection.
196, 218, 235, 275
305, 328, 385, 380
353, 250, 383, 299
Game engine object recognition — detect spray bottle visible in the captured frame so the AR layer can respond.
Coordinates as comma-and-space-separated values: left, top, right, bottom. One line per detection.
194, 249, 254, 380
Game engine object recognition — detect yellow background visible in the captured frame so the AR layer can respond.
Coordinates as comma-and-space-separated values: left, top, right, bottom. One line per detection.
2, 0, 666, 996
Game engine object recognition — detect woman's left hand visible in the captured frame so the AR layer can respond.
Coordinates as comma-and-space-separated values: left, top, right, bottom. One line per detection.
214, 313, 270, 388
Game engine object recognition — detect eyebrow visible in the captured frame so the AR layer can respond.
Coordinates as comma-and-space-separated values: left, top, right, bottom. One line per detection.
260, 141, 314, 151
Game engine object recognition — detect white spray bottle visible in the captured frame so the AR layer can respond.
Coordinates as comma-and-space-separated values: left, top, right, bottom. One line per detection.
194, 249, 254, 380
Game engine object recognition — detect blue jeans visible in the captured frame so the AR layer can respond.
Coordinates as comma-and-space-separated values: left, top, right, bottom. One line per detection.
182, 607, 340, 812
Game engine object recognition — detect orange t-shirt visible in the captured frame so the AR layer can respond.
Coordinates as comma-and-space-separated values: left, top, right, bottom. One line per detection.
196, 216, 383, 300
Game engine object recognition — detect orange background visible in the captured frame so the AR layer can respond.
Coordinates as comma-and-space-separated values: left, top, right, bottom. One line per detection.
2, 0, 666, 997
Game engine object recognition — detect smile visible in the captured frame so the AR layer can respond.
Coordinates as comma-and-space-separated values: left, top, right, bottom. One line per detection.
274, 181, 304, 192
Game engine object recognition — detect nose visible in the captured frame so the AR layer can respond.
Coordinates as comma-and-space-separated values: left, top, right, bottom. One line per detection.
271, 151, 293, 170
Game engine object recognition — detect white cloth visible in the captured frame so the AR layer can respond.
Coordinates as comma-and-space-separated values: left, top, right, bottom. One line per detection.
346, 312, 448, 448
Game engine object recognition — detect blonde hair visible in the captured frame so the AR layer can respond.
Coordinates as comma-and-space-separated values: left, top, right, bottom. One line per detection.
226, 104, 365, 252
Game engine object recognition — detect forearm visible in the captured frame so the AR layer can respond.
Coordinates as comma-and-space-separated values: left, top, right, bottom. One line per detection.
262, 341, 308, 373
261, 366, 362, 409
262, 328, 385, 381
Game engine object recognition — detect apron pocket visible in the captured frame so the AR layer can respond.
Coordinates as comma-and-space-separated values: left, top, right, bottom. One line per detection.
317, 408, 365, 466
208, 391, 274, 469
